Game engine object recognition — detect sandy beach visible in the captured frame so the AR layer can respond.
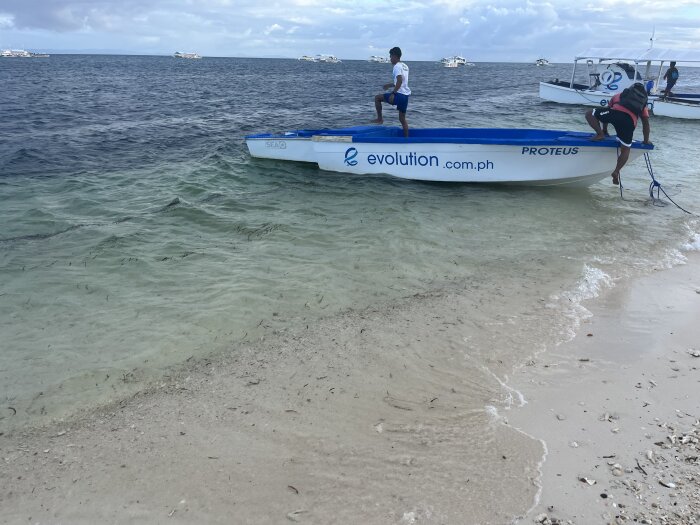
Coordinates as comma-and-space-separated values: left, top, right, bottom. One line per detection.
511, 253, 700, 525
2, 254, 699, 524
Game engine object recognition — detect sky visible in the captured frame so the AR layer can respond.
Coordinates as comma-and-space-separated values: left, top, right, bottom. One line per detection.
1, 0, 700, 62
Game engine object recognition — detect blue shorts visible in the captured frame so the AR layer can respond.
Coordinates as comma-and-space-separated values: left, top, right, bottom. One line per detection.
383, 92, 409, 113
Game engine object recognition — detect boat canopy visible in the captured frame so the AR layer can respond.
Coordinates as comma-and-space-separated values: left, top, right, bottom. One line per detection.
575, 48, 700, 63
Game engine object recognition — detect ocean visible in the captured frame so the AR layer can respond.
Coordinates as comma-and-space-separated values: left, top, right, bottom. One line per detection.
1, 55, 699, 439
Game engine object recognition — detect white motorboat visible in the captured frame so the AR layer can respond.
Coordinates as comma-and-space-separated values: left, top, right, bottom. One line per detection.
1, 49, 49, 58
442, 55, 467, 65
245, 126, 653, 187
535, 58, 550, 66
316, 54, 341, 63
441, 55, 474, 67
368, 55, 389, 63
1, 49, 29, 57
173, 51, 201, 59
298, 55, 317, 62
539, 47, 700, 118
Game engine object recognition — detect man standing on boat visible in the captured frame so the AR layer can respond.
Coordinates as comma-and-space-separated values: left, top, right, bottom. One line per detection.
585, 83, 652, 185
371, 47, 410, 137
662, 62, 679, 97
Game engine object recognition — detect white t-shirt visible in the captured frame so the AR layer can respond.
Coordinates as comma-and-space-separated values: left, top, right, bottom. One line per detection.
392, 62, 411, 95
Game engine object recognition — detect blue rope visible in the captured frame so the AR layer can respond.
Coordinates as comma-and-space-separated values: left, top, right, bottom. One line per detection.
617, 145, 625, 199
643, 152, 692, 215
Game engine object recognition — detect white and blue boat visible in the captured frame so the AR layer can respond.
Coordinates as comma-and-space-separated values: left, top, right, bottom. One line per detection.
539, 47, 700, 119
245, 126, 653, 187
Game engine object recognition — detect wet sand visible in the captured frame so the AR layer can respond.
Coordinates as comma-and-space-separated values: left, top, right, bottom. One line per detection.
0, 288, 543, 525
1, 257, 699, 524
511, 253, 700, 525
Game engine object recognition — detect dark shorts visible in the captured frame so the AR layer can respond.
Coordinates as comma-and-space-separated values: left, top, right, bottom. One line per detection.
592, 107, 635, 147
383, 92, 409, 113
665, 80, 677, 91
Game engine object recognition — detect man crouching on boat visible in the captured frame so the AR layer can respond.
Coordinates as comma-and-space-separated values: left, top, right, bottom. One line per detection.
371, 46, 411, 137
585, 83, 652, 185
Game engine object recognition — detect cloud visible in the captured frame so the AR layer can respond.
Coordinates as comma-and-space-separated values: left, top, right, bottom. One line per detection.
0, 0, 698, 59
0, 14, 14, 29
264, 23, 283, 35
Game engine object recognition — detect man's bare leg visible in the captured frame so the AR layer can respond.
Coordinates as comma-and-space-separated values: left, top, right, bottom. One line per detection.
371, 94, 384, 124
586, 110, 605, 141
610, 145, 630, 185
399, 111, 408, 138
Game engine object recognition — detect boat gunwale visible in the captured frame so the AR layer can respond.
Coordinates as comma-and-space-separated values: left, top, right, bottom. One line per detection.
349, 137, 651, 150
246, 128, 652, 150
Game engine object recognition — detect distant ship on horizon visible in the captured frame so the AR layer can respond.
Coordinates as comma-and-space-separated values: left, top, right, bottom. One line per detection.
1, 49, 49, 58
440, 55, 475, 66
173, 51, 202, 59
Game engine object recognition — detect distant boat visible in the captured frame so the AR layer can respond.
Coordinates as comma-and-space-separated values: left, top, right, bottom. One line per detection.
443, 59, 460, 68
442, 55, 466, 64
535, 58, 550, 66
316, 54, 341, 63
1, 49, 49, 58
440, 55, 475, 66
368, 55, 389, 63
298, 55, 317, 62
173, 51, 201, 59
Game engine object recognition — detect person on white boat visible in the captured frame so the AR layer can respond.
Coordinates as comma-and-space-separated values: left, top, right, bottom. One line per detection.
585, 83, 651, 185
371, 46, 411, 137
662, 62, 679, 97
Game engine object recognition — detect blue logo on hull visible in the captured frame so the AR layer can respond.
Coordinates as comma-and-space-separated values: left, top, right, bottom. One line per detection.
344, 147, 358, 166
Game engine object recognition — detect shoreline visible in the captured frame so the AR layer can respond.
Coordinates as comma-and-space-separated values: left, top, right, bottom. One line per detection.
510, 252, 700, 524
1, 254, 699, 523
0, 287, 542, 524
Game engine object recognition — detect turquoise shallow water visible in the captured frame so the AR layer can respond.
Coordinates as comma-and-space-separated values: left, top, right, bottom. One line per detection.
1, 56, 699, 429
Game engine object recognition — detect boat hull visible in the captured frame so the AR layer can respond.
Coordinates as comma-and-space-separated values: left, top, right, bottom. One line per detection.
245, 126, 379, 162
245, 127, 653, 187
652, 99, 700, 119
540, 81, 700, 109
539, 82, 616, 107
313, 141, 642, 186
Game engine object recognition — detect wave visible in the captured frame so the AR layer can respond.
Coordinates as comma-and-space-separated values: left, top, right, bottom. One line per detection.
0, 224, 84, 244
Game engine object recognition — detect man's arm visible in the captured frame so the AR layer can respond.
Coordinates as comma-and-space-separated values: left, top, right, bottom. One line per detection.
392, 75, 403, 93
641, 116, 651, 143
